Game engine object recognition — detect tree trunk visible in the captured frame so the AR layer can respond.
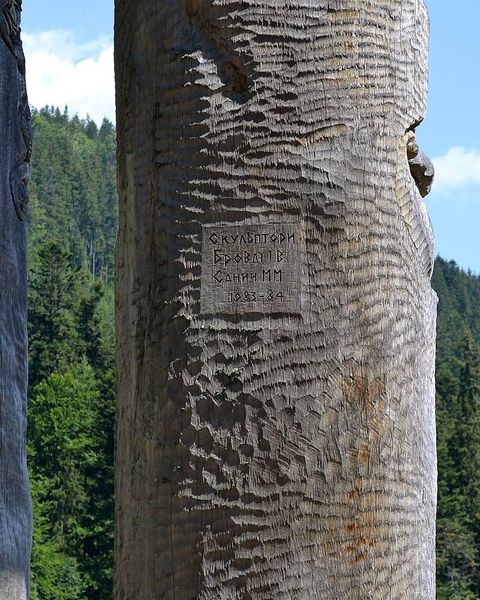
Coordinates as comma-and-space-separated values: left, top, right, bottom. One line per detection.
0, 2, 32, 598
114, 1, 437, 598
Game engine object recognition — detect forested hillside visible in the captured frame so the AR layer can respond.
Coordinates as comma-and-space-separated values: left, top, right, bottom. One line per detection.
27, 107, 117, 599
433, 257, 480, 599
26, 108, 480, 598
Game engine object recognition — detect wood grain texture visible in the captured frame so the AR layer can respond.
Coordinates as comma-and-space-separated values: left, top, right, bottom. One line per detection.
0, 1, 31, 598
114, 1, 436, 598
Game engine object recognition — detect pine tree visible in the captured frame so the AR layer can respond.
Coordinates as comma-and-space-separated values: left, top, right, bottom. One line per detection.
436, 330, 480, 597
28, 361, 100, 598
28, 241, 82, 387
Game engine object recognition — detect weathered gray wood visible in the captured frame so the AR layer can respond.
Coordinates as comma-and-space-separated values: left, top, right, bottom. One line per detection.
0, 2, 31, 598
115, 1, 436, 598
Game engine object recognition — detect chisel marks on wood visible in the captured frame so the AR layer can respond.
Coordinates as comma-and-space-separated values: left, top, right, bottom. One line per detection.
115, 0, 436, 598
0, 2, 30, 597
185, 0, 250, 98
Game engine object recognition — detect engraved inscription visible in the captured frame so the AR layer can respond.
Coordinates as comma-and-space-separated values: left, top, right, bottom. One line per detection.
201, 222, 304, 314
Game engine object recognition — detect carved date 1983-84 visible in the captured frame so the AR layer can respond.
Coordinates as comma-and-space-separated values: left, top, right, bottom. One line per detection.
201, 222, 304, 314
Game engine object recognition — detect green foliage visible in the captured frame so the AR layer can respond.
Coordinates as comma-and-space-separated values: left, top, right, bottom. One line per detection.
28, 242, 82, 387
433, 258, 480, 598
28, 107, 117, 282
27, 107, 116, 599
29, 364, 98, 600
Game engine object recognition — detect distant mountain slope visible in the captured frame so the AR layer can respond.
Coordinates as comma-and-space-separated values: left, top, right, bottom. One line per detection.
29, 106, 117, 283
28, 107, 116, 600
433, 257, 480, 599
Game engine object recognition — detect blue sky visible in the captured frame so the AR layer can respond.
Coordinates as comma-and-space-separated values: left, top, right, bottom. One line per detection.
20, 0, 480, 274
421, 2, 480, 275
21, 1, 115, 125
22, 1, 113, 43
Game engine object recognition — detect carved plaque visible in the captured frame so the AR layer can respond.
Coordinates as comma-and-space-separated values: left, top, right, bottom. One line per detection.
201, 221, 304, 314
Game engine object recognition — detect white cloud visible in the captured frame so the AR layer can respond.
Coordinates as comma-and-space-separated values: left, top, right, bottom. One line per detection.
432, 147, 480, 193
23, 30, 115, 126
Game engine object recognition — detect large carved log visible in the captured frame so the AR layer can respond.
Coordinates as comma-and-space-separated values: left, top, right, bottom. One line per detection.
0, 1, 31, 598
115, 1, 436, 598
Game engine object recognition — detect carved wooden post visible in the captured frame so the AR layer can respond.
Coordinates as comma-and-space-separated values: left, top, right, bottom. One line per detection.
115, 1, 437, 598
0, 1, 31, 598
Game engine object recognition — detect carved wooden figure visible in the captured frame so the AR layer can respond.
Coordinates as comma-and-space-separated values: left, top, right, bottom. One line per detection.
0, 0, 31, 598
115, 0, 437, 598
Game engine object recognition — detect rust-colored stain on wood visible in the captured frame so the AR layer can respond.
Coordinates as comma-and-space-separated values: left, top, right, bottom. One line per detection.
343, 370, 387, 412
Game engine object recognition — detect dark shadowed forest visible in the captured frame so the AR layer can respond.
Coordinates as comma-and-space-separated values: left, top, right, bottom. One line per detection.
433, 257, 480, 599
